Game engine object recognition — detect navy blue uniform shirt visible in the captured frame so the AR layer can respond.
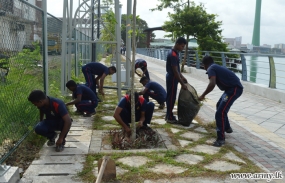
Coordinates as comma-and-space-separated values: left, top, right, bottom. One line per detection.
118, 95, 146, 117
145, 81, 166, 98
206, 63, 243, 91
82, 62, 109, 76
166, 49, 180, 76
39, 97, 68, 120
72, 84, 97, 101
135, 59, 147, 69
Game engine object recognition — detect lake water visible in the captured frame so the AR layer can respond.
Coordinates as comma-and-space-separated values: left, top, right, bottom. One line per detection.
235, 56, 285, 91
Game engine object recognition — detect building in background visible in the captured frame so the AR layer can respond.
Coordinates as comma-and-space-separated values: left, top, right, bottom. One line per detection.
223, 37, 242, 49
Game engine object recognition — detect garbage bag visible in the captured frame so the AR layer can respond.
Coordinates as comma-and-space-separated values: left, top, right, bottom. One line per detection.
178, 83, 201, 126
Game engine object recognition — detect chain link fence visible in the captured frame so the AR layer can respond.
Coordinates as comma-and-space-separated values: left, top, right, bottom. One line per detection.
0, 0, 44, 163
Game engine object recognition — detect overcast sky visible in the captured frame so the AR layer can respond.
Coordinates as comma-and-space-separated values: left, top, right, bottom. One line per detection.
47, 0, 284, 46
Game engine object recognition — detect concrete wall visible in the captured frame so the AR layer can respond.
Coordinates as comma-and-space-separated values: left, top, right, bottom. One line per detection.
136, 53, 285, 104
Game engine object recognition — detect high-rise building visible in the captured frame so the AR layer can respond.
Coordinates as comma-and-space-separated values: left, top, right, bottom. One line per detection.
223, 37, 242, 49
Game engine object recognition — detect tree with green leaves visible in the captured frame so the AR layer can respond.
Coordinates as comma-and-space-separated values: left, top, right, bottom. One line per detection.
121, 14, 155, 48
152, 0, 228, 71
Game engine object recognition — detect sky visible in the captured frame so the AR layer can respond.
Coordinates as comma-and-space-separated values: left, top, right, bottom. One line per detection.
46, 0, 285, 46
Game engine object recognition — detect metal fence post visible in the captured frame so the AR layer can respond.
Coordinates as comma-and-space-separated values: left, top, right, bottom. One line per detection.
115, 0, 122, 101
268, 56, 276, 88
195, 51, 200, 69
240, 54, 247, 81
43, 0, 49, 95
221, 53, 226, 67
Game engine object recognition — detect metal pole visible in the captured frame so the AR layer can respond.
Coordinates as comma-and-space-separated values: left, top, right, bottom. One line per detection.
43, 0, 49, 95
91, 0, 96, 62
67, 0, 73, 81
125, 0, 132, 87
115, 0, 122, 101
61, 0, 68, 94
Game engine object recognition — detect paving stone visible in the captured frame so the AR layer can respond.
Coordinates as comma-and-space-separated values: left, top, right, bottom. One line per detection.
205, 138, 216, 144
178, 139, 192, 147
223, 151, 246, 164
194, 127, 208, 133
204, 160, 241, 171
102, 104, 116, 108
180, 131, 205, 141
117, 156, 150, 167
173, 123, 196, 129
190, 144, 220, 155
144, 177, 246, 183
20, 175, 83, 183
175, 154, 204, 165
148, 164, 187, 174
152, 119, 166, 125
102, 124, 119, 128
170, 128, 182, 134
153, 112, 166, 117
101, 116, 114, 121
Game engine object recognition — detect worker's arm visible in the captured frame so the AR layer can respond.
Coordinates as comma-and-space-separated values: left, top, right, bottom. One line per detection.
137, 111, 146, 127
113, 106, 131, 136
56, 114, 72, 146
138, 87, 148, 95
199, 76, 216, 101
65, 94, 82, 106
99, 73, 107, 95
172, 65, 187, 90
39, 109, 44, 121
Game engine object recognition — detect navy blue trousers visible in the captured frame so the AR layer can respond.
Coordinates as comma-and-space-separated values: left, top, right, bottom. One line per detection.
143, 92, 166, 104
34, 119, 69, 140
215, 87, 243, 140
166, 73, 178, 120
75, 100, 98, 114
82, 67, 97, 95
120, 102, 154, 126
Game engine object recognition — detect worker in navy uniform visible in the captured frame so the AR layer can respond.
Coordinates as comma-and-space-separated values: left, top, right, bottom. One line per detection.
65, 80, 98, 117
139, 76, 166, 109
81, 62, 116, 97
165, 37, 188, 124
135, 59, 150, 80
199, 56, 243, 147
113, 92, 154, 136
28, 90, 72, 152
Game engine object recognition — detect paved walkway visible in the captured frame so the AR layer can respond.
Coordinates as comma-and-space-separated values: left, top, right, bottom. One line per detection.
143, 54, 285, 173
19, 56, 285, 183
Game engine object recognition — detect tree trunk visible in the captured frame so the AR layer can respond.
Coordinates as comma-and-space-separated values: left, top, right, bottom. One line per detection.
181, 34, 189, 72
131, 0, 137, 141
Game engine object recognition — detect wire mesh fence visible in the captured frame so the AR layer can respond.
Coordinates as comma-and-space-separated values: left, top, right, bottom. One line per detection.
0, 0, 44, 163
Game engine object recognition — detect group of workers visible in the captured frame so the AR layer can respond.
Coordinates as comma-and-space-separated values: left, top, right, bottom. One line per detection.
28, 37, 243, 151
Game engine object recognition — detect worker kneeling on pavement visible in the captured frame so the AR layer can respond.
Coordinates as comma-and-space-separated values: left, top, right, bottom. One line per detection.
113, 92, 154, 136
139, 76, 166, 109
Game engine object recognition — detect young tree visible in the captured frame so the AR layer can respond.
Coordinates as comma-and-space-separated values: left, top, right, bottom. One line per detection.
152, 1, 228, 71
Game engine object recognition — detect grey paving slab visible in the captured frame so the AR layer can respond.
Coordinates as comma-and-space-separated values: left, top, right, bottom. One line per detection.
223, 151, 246, 164
101, 116, 115, 121
174, 154, 204, 165
194, 127, 208, 133
32, 155, 85, 165
102, 124, 120, 128
152, 112, 166, 117
190, 144, 220, 155
39, 142, 90, 155
20, 175, 83, 183
152, 118, 166, 125
259, 122, 284, 132
148, 164, 187, 174
170, 128, 182, 134
178, 139, 192, 147
204, 161, 241, 171
102, 104, 116, 108
144, 177, 250, 183
180, 131, 205, 141
23, 164, 83, 176
117, 156, 151, 167
67, 130, 92, 136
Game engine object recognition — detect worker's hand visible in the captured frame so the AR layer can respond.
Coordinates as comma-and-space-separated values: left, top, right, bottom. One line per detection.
181, 83, 187, 90
183, 78, 188, 83
56, 137, 63, 147
124, 127, 131, 137
99, 89, 105, 96
198, 95, 205, 101
137, 121, 143, 128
